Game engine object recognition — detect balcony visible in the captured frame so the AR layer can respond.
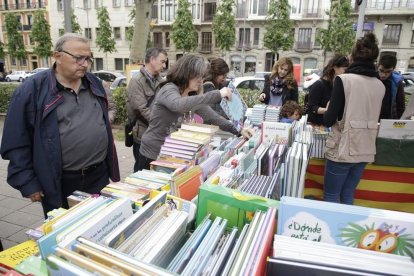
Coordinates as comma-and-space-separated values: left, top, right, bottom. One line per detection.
303, 9, 323, 19
295, 41, 313, 52
199, 43, 212, 53
0, 1, 46, 11
237, 42, 252, 51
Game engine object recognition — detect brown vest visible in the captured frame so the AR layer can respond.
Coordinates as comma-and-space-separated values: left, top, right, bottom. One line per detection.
325, 74, 385, 163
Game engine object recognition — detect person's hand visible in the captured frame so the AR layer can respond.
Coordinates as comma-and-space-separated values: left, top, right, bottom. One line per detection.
28, 191, 44, 202
259, 93, 266, 102
220, 87, 232, 101
240, 128, 255, 139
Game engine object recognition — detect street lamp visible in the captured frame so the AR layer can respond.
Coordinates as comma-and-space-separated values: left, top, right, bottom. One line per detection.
76, 5, 90, 39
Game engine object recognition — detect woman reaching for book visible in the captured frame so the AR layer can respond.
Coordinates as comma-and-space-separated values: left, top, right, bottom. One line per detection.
137, 54, 254, 171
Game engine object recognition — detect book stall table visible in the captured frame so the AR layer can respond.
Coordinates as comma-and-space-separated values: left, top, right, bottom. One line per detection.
305, 158, 414, 213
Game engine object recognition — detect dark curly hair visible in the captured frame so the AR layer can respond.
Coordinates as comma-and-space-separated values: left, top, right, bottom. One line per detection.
280, 100, 303, 119
351, 33, 379, 62
204, 58, 230, 88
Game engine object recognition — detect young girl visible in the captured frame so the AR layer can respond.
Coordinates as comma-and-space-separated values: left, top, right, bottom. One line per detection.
259, 57, 298, 106
280, 101, 302, 123
138, 55, 253, 170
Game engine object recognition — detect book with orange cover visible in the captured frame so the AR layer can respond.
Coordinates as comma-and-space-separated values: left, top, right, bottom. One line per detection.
172, 166, 203, 200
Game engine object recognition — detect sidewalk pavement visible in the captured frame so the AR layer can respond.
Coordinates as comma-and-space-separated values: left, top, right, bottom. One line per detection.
0, 117, 135, 250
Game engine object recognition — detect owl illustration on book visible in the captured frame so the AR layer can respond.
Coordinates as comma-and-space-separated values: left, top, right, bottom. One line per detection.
338, 222, 414, 258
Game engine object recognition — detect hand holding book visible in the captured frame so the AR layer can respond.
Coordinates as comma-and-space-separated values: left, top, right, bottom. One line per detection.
240, 128, 255, 139
220, 87, 232, 101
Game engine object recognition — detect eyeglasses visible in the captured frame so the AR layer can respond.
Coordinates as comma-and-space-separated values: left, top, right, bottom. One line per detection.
60, 50, 94, 65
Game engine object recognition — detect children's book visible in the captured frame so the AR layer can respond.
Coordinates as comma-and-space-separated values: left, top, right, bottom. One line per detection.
170, 129, 212, 144
181, 122, 219, 134
277, 196, 414, 258
220, 82, 248, 132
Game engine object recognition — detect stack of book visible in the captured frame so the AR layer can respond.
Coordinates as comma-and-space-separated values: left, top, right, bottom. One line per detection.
238, 174, 281, 200
101, 182, 153, 204
264, 105, 281, 122
124, 170, 171, 190
170, 166, 204, 200
310, 126, 329, 159
248, 104, 266, 126
268, 235, 414, 275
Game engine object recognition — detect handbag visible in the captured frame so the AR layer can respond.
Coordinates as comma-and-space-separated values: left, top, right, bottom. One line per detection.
124, 118, 136, 147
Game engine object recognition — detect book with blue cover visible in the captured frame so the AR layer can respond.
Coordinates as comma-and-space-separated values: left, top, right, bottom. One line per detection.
220, 82, 247, 132
277, 197, 414, 258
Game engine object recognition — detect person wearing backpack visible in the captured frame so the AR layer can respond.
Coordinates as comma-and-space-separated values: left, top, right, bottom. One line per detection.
126, 48, 167, 172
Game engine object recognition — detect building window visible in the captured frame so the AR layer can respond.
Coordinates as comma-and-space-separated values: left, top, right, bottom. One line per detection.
408, 57, 414, 71
95, 28, 100, 37
306, 0, 319, 16
291, 57, 300, 64
153, 32, 162, 48
238, 28, 251, 49
304, 57, 317, 75
236, 0, 247, 18
124, 58, 129, 67
245, 56, 256, 73
125, 0, 133, 7
192, 0, 201, 20
382, 24, 401, 45
411, 31, 414, 44
204, 2, 216, 22
152, 4, 158, 19
201, 32, 212, 52
251, 0, 268, 16
176, 54, 183, 61
11, 57, 16, 66
113, 0, 121, 8
95, 58, 103, 70
314, 28, 321, 47
253, 28, 259, 46
83, 0, 91, 9
85, 28, 92, 40
165, 32, 170, 48
160, 0, 177, 22
20, 58, 27, 67
297, 28, 312, 49
113, 27, 121, 39
27, 14, 32, 26
230, 55, 242, 74
265, 52, 275, 71
114, 58, 123, 71
95, 0, 102, 8
291, 0, 302, 14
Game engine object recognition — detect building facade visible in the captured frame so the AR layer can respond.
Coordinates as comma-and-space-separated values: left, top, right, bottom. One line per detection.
1, 0, 413, 78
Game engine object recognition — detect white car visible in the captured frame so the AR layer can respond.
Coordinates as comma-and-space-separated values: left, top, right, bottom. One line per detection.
230, 76, 265, 91
92, 70, 124, 83
5, 71, 29, 82
26, 67, 49, 78
110, 76, 127, 91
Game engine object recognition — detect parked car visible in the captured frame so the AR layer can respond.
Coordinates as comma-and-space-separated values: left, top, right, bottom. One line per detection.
230, 76, 265, 91
402, 72, 414, 79
254, 71, 271, 78
403, 76, 414, 95
92, 70, 124, 83
26, 67, 49, 78
110, 76, 127, 91
5, 71, 29, 82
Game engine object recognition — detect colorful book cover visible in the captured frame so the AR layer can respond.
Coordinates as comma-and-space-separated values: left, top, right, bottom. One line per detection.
0, 240, 38, 268
277, 197, 414, 258
220, 82, 247, 132
261, 121, 292, 145
170, 129, 211, 144
165, 137, 203, 148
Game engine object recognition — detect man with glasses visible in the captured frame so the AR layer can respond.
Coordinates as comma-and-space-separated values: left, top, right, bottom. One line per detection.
126, 47, 167, 172
377, 54, 405, 120
0, 33, 120, 218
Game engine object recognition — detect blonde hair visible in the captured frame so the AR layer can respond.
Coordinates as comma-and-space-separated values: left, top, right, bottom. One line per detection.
270, 57, 296, 90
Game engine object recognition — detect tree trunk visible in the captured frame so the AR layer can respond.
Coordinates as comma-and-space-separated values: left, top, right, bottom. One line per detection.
106, 52, 108, 70
130, 0, 153, 64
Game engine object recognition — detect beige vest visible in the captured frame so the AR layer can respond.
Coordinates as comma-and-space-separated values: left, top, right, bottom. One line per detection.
325, 74, 385, 163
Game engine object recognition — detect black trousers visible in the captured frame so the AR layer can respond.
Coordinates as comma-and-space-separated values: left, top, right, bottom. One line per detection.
41, 162, 109, 218
137, 154, 154, 171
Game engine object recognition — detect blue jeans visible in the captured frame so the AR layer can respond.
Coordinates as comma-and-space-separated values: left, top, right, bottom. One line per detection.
323, 159, 367, 205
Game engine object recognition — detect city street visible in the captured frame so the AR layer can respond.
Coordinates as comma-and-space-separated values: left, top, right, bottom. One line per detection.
0, 116, 135, 250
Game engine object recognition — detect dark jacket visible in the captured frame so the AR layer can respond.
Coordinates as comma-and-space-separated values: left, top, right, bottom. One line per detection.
0, 68, 120, 208
260, 74, 298, 105
379, 72, 405, 120
307, 79, 332, 125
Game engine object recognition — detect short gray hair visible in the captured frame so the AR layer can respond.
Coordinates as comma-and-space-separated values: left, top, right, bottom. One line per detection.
145, 47, 167, 64
54, 33, 90, 52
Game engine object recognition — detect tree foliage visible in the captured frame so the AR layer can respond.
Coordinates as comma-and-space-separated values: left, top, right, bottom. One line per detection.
96, 7, 116, 54
264, 0, 294, 56
126, 5, 135, 43
0, 41, 5, 59
70, 12, 82, 34
317, 0, 355, 55
5, 13, 26, 61
171, 0, 197, 54
212, 0, 235, 56
31, 10, 53, 58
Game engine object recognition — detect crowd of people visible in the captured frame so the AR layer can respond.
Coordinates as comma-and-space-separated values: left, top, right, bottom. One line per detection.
0, 32, 413, 218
